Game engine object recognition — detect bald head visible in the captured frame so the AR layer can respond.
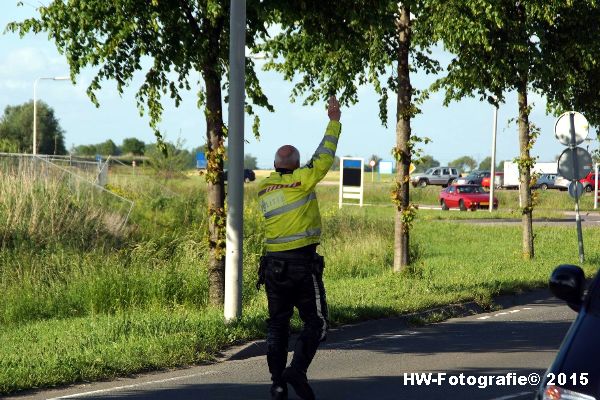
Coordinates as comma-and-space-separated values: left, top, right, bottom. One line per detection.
274, 145, 300, 170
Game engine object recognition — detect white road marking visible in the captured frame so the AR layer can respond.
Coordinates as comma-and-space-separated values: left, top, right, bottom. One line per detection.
488, 391, 532, 400
47, 370, 219, 399
477, 308, 530, 321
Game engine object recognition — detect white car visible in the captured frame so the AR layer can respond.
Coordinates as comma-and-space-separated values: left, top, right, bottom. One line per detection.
554, 175, 570, 191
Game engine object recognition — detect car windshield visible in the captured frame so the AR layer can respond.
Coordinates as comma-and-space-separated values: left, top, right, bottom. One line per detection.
425, 168, 434, 174
466, 173, 478, 179
457, 186, 485, 194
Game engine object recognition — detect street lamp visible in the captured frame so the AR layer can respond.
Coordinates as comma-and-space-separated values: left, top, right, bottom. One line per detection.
488, 96, 500, 212
33, 76, 69, 155
224, 0, 246, 322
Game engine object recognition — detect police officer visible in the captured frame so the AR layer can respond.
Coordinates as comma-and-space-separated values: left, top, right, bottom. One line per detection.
258, 96, 341, 400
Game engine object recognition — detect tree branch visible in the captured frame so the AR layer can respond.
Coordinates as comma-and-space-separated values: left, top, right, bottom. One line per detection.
177, 0, 202, 38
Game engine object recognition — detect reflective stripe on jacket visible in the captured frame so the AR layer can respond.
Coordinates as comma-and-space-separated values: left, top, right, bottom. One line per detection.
258, 121, 341, 252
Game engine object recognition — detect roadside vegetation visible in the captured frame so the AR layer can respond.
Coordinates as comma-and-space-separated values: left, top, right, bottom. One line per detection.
1, 169, 599, 394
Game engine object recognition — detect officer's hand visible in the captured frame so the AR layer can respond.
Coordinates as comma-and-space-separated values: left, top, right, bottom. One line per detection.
328, 96, 341, 122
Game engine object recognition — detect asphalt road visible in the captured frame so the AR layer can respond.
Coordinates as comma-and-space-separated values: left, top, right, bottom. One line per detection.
10, 290, 575, 400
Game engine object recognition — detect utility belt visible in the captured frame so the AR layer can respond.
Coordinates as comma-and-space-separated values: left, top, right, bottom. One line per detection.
256, 252, 325, 290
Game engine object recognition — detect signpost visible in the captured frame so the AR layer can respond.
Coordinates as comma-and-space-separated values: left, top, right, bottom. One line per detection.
369, 159, 375, 182
568, 181, 584, 199
196, 152, 207, 169
555, 111, 590, 264
557, 147, 592, 180
339, 157, 364, 208
379, 160, 393, 175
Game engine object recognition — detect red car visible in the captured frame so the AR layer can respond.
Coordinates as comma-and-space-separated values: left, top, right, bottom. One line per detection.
439, 184, 498, 211
579, 172, 598, 192
481, 172, 504, 188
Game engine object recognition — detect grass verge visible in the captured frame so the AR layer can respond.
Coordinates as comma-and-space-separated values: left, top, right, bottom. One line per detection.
1, 172, 598, 394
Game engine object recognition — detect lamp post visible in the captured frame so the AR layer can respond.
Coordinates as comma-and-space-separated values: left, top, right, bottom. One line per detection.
224, 0, 246, 322
487, 95, 500, 212
33, 76, 69, 155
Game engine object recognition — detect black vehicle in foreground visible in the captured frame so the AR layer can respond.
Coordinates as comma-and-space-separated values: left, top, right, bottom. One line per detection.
535, 265, 600, 400
223, 169, 256, 183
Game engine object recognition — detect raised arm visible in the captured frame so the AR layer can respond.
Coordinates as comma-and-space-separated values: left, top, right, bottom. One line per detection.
296, 96, 342, 189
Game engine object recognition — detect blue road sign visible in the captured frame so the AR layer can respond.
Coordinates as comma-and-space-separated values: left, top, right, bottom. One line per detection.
343, 159, 362, 169
196, 152, 207, 169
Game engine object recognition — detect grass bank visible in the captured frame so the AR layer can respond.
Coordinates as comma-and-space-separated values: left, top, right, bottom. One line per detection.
1, 171, 598, 394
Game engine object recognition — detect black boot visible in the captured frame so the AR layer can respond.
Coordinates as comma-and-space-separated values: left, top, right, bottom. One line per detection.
282, 367, 315, 400
270, 383, 288, 400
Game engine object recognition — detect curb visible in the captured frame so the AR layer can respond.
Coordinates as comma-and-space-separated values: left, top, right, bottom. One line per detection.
218, 286, 553, 362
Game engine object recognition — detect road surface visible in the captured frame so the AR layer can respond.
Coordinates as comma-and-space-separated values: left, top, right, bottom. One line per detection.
9, 290, 574, 400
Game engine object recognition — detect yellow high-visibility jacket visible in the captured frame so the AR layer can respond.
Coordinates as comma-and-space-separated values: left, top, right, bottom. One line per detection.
258, 121, 342, 252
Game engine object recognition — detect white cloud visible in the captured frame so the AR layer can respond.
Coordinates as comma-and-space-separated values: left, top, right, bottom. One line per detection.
2, 79, 30, 91
0, 46, 71, 94
0, 47, 50, 75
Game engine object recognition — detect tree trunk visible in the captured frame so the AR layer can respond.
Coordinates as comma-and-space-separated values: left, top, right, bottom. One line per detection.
393, 4, 412, 272
203, 22, 226, 307
517, 80, 534, 259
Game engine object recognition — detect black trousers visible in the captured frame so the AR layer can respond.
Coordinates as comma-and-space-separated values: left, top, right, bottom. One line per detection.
263, 252, 329, 384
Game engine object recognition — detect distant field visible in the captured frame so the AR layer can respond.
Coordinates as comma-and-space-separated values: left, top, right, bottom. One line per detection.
1, 167, 598, 394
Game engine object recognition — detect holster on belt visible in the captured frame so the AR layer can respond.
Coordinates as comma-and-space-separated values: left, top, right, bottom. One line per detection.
256, 256, 288, 290
256, 253, 325, 290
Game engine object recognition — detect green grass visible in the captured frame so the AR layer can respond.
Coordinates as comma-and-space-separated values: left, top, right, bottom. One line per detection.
1, 170, 599, 394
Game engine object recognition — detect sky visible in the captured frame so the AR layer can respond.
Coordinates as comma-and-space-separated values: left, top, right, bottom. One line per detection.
1, 2, 595, 169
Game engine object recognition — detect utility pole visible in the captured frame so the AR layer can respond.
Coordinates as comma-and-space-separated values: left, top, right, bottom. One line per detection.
224, 0, 246, 322
489, 103, 498, 212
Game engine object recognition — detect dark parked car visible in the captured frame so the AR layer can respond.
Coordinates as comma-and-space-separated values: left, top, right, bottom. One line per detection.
223, 169, 256, 183
455, 171, 490, 186
535, 264, 600, 400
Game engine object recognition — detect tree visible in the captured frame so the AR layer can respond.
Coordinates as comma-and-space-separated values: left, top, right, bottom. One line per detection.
538, 5, 600, 128
478, 157, 492, 171
415, 155, 440, 172
423, 1, 600, 259
121, 137, 146, 156
9, 1, 275, 306
244, 154, 258, 170
96, 139, 119, 156
261, 1, 439, 270
72, 144, 97, 156
0, 100, 66, 154
146, 140, 191, 179
0, 138, 19, 153
449, 156, 477, 173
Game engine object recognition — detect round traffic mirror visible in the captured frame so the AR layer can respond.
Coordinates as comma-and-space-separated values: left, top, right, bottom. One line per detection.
555, 111, 589, 146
